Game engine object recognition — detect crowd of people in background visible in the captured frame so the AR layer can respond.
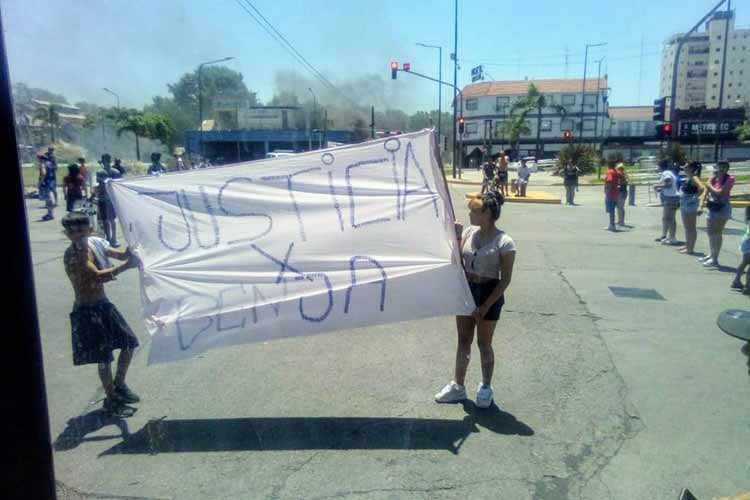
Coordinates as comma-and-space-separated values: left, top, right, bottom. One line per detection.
649, 159, 747, 295
480, 151, 531, 198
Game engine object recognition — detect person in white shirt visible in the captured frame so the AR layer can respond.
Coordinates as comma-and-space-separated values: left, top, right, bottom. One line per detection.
654, 161, 681, 245
435, 191, 516, 409
517, 160, 531, 197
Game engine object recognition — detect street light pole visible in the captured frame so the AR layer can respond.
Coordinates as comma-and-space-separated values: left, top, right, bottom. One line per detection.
452, 0, 458, 178
580, 43, 606, 144
416, 42, 443, 145
102, 87, 119, 109
198, 56, 235, 160
593, 56, 605, 144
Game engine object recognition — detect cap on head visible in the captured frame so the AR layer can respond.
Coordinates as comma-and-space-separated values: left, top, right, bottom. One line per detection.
101, 153, 111, 162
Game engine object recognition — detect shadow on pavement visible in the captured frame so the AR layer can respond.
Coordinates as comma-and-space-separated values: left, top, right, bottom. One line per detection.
100, 407, 534, 456
54, 408, 131, 451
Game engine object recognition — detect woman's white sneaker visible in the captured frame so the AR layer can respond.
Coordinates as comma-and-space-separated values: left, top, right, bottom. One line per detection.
434, 382, 467, 403
475, 384, 494, 408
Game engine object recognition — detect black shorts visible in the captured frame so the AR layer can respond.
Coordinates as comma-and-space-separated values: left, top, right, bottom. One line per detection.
98, 199, 117, 221
70, 301, 139, 365
467, 280, 505, 321
498, 172, 509, 183
66, 193, 83, 212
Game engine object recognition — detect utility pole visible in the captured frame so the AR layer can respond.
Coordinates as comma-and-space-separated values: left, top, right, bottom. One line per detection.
715, 0, 731, 162
593, 57, 605, 145
580, 43, 606, 144
452, 0, 458, 178
370, 105, 375, 139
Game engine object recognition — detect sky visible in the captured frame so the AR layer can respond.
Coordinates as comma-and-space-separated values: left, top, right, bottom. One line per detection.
2, 0, 748, 113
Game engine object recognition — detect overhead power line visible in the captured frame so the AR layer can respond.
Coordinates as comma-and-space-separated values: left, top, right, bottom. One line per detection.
238, 0, 338, 92
234, 0, 348, 100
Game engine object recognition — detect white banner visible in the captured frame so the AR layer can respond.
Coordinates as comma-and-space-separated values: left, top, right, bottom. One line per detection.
109, 130, 474, 364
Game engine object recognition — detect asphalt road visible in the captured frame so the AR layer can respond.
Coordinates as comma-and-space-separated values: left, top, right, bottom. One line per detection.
28, 184, 748, 500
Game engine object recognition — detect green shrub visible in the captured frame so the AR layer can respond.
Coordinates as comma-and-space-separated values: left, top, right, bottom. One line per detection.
658, 143, 687, 166
557, 144, 601, 174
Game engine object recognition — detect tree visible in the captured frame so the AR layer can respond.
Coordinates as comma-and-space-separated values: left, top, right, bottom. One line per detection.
659, 143, 687, 166
510, 83, 567, 158
558, 144, 600, 175
736, 121, 750, 142
112, 109, 147, 161
144, 96, 193, 149
110, 108, 176, 160
167, 65, 257, 123
500, 115, 531, 152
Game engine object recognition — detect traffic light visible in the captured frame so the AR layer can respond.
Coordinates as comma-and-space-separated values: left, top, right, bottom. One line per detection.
655, 123, 673, 140
563, 130, 573, 141
391, 61, 398, 80
458, 116, 465, 135
653, 97, 666, 122
403, 62, 411, 71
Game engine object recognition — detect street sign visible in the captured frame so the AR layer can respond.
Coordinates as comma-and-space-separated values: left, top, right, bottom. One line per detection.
678, 119, 743, 137
471, 65, 484, 82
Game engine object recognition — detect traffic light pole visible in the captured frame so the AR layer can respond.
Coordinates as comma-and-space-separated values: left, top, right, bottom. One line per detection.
397, 68, 464, 177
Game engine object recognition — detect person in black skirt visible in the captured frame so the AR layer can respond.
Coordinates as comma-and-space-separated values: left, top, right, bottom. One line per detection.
62, 212, 141, 416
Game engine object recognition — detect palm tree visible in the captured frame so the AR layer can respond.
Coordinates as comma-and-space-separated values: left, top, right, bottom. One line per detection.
510, 84, 567, 159
33, 104, 60, 144
501, 113, 531, 153
112, 110, 148, 161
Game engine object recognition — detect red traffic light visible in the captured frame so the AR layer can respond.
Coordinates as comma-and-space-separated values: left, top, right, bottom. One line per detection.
458, 116, 465, 124
663, 123, 672, 134
403, 62, 411, 71
391, 61, 398, 70
563, 130, 572, 139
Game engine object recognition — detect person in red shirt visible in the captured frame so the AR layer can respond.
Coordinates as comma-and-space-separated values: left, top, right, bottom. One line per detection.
77, 157, 90, 198
604, 161, 621, 232
63, 164, 86, 213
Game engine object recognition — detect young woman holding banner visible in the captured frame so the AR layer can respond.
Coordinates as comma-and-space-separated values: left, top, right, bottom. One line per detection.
435, 191, 516, 409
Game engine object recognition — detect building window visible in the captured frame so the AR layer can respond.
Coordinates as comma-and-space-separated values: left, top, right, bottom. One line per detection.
540, 120, 552, 131
716, 48, 721, 52
717, 35, 722, 40
562, 94, 576, 106
560, 118, 574, 131
729, 83, 733, 87
495, 96, 509, 113
583, 94, 597, 107
494, 121, 506, 137
466, 122, 478, 134
582, 119, 596, 131
713, 83, 717, 88
466, 98, 478, 111
711, 95, 716, 100
715, 60, 719, 64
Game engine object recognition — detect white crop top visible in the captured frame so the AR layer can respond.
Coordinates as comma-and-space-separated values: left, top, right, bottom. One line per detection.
461, 226, 516, 279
